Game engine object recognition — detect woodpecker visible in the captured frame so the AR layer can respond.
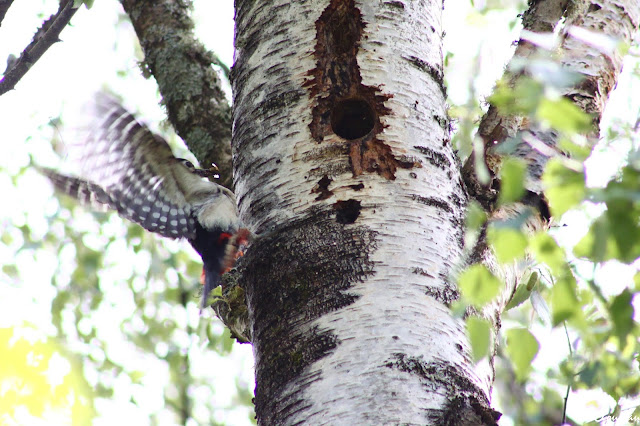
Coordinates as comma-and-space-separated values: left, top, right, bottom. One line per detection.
40, 94, 250, 310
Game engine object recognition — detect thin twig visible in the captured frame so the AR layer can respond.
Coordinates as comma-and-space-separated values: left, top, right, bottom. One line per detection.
562, 382, 571, 425
0, 0, 79, 96
562, 322, 573, 425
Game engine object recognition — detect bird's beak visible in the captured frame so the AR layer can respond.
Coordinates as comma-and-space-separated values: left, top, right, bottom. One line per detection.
194, 163, 219, 178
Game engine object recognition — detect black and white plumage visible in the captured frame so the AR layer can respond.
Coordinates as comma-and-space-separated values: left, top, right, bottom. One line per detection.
40, 94, 248, 310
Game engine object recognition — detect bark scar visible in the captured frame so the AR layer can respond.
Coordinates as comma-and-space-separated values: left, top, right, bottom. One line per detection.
304, 0, 414, 180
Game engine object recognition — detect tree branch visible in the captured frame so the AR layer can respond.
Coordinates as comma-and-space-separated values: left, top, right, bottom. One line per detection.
462, 0, 571, 212
120, 0, 234, 189
463, 0, 639, 213
0, 0, 79, 96
0, 0, 15, 28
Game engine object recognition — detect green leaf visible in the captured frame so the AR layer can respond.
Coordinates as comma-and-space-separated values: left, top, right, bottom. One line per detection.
221, 328, 235, 354
505, 272, 538, 310
609, 289, 634, 344
574, 192, 640, 264
498, 158, 526, 205
537, 97, 592, 134
557, 136, 592, 161
605, 196, 640, 264
458, 265, 503, 307
466, 317, 491, 361
578, 361, 601, 387
473, 137, 491, 185
490, 78, 543, 115
573, 216, 611, 262
530, 233, 566, 276
129, 370, 145, 384
2, 264, 18, 277
465, 200, 487, 231
551, 278, 580, 325
542, 159, 585, 217
505, 328, 539, 381
488, 226, 528, 263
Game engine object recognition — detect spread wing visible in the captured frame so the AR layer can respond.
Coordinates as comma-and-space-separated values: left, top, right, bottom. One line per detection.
45, 94, 200, 239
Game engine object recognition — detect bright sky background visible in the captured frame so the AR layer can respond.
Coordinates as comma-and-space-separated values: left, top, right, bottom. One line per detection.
0, 0, 638, 425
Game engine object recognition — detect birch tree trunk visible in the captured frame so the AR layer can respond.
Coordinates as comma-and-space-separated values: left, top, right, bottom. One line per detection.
232, 0, 494, 424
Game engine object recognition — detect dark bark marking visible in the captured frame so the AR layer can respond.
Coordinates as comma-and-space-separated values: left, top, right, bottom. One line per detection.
383, 1, 405, 9
425, 285, 460, 306
305, 0, 415, 180
308, 162, 353, 179
333, 199, 361, 224
243, 210, 377, 425
588, 3, 602, 12
385, 354, 501, 425
433, 114, 450, 131
449, 192, 467, 250
412, 267, 435, 278
311, 175, 334, 201
396, 154, 423, 169
403, 55, 447, 97
467, 223, 489, 267
302, 142, 350, 162
258, 89, 304, 113
411, 194, 453, 213
522, 191, 551, 222
349, 183, 365, 191
413, 146, 451, 171
413, 267, 459, 305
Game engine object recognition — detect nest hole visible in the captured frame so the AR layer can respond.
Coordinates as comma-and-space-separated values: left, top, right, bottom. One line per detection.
331, 98, 375, 140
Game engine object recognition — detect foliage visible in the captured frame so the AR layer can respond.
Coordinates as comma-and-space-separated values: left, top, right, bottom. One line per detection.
458, 35, 640, 424
0, 326, 95, 425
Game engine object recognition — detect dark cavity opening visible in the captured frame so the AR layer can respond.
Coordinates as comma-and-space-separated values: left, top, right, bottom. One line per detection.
331, 98, 375, 140
333, 199, 361, 224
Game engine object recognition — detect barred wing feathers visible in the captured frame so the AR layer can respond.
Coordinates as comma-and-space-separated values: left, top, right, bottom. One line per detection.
38, 167, 111, 212
44, 95, 227, 240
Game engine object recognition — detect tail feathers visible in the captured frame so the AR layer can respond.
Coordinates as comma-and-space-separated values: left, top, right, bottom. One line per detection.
39, 167, 112, 211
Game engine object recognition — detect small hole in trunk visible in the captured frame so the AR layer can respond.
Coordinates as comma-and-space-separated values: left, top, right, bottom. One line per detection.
331, 98, 375, 140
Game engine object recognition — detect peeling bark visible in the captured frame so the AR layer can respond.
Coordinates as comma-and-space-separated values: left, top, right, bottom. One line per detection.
304, 0, 419, 180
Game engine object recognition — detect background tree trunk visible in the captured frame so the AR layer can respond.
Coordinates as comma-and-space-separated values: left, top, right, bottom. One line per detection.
232, 0, 496, 424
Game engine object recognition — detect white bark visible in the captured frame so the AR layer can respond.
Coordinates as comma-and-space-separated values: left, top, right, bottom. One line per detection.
232, 0, 494, 424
